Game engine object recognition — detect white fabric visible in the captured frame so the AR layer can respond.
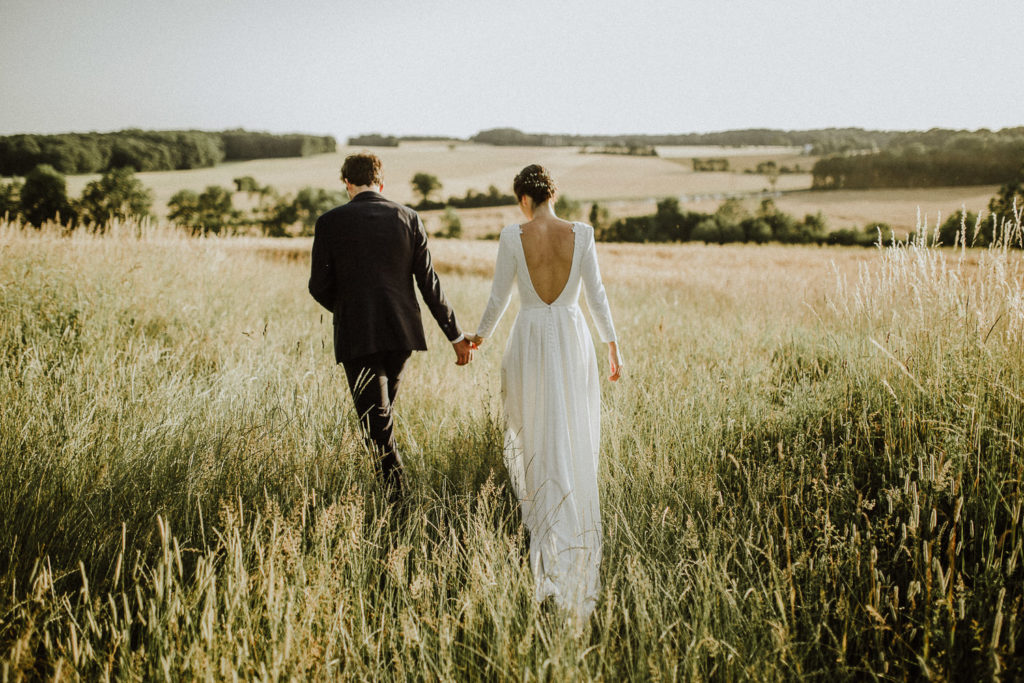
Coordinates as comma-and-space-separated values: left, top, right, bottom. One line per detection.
475, 222, 616, 619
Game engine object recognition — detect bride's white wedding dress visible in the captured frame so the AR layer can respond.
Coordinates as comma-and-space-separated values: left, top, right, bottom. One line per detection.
475, 221, 617, 619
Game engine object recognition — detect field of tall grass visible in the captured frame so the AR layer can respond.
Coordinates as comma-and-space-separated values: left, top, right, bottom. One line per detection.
1, 214, 1022, 680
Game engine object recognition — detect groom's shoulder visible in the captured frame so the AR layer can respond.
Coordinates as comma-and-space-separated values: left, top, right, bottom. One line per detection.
320, 195, 415, 221
352, 194, 419, 223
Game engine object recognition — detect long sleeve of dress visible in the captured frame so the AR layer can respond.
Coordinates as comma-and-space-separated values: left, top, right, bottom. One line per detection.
580, 229, 617, 343
475, 229, 517, 338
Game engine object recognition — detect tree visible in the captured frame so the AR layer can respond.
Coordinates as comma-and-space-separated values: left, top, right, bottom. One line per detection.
0, 179, 21, 220
601, 216, 652, 242
20, 164, 75, 227
800, 212, 829, 243
292, 187, 345, 236
168, 185, 239, 235
938, 209, 990, 247
259, 194, 298, 238
826, 227, 875, 246
167, 190, 200, 231
437, 207, 462, 238
197, 186, 239, 234
256, 186, 344, 237
554, 194, 582, 220
78, 167, 153, 230
988, 164, 1024, 225
713, 198, 749, 241
411, 172, 442, 204
234, 176, 261, 194
652, 197, 698, 241
758, 160, 780, 192
588, 202, 609, 233
691, 217, 722, 244
740, 217, 773, 243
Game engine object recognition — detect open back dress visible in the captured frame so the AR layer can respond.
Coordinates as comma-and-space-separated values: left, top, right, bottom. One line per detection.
475, 221, 617, 619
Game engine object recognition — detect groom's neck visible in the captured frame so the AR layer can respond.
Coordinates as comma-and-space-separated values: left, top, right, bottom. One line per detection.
346, 183, 384, 198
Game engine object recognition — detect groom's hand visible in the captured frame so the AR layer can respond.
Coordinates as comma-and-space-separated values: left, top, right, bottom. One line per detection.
452, 338, 474, 366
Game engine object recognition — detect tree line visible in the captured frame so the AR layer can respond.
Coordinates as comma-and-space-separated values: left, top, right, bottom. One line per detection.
587, 175, 1024, 247
347, 126, 1024, 171
0, 129, 336, 176
0, 165, 153, 229
166, 176, 345, 237
591, 197, 844, 245
465, 127, 1024, 155
812, 135, 1024, 189
0, 166, 344, 237
351, 127, 900, 153
5, 162, 1020, 245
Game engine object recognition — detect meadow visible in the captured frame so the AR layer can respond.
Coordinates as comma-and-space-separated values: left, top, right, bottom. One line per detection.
1, 213, 1022, 680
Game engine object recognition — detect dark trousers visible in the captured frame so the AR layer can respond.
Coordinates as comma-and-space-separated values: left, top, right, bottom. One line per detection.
341, 350, 411, 495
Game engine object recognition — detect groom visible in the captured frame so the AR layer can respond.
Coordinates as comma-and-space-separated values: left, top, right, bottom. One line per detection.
309, 152, 474, 499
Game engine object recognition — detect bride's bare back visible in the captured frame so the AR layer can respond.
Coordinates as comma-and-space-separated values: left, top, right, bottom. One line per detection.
519, 218, 576, 304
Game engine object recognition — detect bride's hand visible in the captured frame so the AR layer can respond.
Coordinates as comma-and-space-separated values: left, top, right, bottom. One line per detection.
466, 334, 484, 348
608, 342, 623, 382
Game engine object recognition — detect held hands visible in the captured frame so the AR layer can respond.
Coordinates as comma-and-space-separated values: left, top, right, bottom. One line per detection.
452, 338, 475, 366
608, 342, 623, 382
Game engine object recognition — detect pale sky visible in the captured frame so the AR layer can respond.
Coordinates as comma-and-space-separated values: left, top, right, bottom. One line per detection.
1, 0, 1021, 140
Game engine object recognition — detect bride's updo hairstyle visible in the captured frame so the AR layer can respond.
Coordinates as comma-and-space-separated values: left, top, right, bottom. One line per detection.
513, 164, 556, 205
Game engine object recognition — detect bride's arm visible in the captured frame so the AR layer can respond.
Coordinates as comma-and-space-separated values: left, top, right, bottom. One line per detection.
580, 226, 622, 380
580, 227, 617, 344
474, 229, 516, 341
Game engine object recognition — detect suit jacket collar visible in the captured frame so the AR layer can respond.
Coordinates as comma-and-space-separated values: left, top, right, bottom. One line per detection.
349, 190, 385, 203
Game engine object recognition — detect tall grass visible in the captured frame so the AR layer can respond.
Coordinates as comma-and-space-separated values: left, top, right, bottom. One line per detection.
0, 216, 1021, 680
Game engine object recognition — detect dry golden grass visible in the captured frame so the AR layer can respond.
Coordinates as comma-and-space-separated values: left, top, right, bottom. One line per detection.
2, 217, 1023, 679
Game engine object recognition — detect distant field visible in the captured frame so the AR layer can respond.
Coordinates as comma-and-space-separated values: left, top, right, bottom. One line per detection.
58, 142, 1000, 237
657, 144, 817, 174
62, 142, 811, 222
772, 186, 1001, 233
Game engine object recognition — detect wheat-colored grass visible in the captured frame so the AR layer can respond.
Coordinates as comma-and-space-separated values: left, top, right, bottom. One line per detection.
1, 216, 1021, 680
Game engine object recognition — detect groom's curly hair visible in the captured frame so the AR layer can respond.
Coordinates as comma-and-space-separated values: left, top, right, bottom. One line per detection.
341, 153, 383, 187
513, 164, 556, 205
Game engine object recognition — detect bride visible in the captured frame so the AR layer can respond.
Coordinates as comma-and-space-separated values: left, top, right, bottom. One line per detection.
468, 165, 622, 620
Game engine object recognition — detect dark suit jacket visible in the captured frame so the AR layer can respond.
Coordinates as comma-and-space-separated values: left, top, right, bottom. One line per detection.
308, 191, 461, 362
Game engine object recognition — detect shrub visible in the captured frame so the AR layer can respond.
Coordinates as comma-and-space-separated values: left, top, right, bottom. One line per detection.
447, 186, 516, 209
168, 186, 240, 235
437, 208, 463, 238
601, 216, 654, 242
554, 195, 582, 221
20, 164, 76, 227
740, 217, 773, 243
78, 168, 153, 230
826, 228, 876, 247
588, 202, 609, 233
0, 179, 21, 220
691, 217, 721, 244
937, 209, 988, 247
